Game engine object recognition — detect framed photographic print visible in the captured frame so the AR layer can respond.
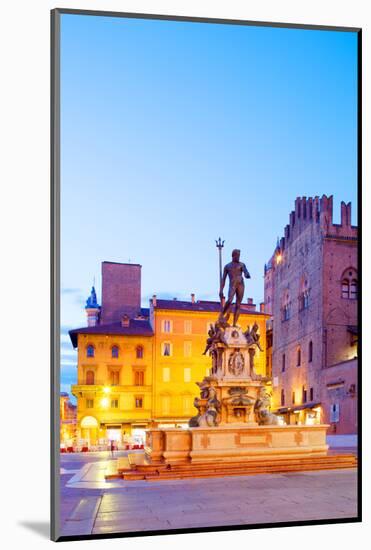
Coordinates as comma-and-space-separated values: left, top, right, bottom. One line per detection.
51, 8, 361, 542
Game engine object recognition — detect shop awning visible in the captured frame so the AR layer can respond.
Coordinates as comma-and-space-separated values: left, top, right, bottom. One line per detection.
291, 401, 321, 412
274, 402, 321, 414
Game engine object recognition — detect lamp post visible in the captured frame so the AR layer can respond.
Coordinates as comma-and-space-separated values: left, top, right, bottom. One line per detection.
215, 237, 225, 306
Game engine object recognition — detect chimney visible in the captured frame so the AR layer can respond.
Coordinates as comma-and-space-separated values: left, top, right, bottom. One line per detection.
152, 294, 157, 307
247, 298, 253, 305
260, 302, 265, 313
121, 314, 130, 328
191, 293, 195, 304
173, 297, 177, 301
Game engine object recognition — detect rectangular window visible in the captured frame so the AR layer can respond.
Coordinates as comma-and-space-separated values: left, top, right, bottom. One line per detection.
330, 402, 340, 423
184, 341, 192, 357
184, 320, 192, 334
282, 354, 286, 372
111, 399, 119, 409
350, 282, 357, 300
183, 395, 192, 414
134, 370, 144, 386
135, 397, 143, 409
280, 389, 285, 406
302, 387, 307, 403
86, 399, 94, 409
161, 395, 170, 415
162, 342, 172, 356
162, 320, 172, 333
162, 367, 170, 382
310, 387, 314, 401
292, 391, 295, 405
111, 371, 119, 385
184, 367, 191, 382
342, 281, 350, 299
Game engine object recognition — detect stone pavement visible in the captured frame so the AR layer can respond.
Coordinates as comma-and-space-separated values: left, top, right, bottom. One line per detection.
59, 452, 358, 537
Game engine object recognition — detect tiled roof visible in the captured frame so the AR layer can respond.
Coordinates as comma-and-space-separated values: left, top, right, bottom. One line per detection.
153, 299, 265, 314
69, 319, 153, 348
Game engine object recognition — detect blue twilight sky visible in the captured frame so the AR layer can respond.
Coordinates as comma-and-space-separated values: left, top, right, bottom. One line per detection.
60, 14, 358, 393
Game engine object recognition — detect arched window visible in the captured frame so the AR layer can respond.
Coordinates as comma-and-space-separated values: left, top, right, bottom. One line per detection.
111, 345, 119, 358
86, 370, 95, 385
341, 279, 350, 299
86, 345, 95, 358
299, 276, 309, 311
282, 292, 290, 321
136, 345, 144, 359
350, 280, 358, 300
308, 341, 313, 363
341, 268, 357, 300
297, 347, 301, 367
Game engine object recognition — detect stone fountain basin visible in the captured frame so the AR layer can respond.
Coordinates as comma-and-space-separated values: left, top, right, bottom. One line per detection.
145, 424, 329, 464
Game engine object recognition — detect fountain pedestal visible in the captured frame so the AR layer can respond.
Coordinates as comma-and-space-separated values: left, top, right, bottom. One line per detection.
145, 325, 328, 466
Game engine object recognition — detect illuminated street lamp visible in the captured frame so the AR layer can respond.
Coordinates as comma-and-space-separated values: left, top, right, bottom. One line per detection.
100, 397, 109, 408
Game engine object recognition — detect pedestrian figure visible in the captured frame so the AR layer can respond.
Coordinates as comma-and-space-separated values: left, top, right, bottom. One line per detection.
110, 439, 115, 457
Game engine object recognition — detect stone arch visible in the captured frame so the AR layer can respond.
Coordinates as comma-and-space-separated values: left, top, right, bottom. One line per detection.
326, 306, 349, 324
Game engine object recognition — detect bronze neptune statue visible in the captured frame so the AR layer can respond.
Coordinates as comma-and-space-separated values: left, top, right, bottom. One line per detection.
219, 249, 250, 326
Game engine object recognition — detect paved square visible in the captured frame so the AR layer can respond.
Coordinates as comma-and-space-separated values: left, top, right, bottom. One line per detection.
60, 451, 358, 537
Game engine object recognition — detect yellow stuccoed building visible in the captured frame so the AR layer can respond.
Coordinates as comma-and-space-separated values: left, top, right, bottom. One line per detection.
69, 262, 269, 447
151, 298, 268, 426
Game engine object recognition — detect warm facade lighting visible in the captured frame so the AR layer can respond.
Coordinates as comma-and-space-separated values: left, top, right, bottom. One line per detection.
103, 386, 111, 394
100, 397, 109, 408
276, 253, 282, 264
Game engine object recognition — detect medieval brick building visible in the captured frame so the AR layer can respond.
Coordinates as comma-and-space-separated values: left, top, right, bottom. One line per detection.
264, 195, 358, 435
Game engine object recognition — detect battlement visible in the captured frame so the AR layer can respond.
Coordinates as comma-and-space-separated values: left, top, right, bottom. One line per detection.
264, 195, 357, 274
277, 195, 357, 253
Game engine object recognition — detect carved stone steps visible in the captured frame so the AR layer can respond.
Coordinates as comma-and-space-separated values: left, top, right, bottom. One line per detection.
111, 454, 357, 482
171, 454, 355, 469
143, 458, 357, 481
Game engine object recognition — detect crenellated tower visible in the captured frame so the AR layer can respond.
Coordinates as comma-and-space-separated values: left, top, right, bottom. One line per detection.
264, 195, 358, 435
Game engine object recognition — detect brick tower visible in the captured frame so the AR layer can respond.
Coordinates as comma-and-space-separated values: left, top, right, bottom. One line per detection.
100, 261, 142, 323
264, 195, 358, 435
